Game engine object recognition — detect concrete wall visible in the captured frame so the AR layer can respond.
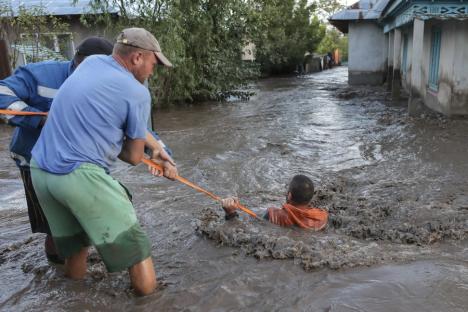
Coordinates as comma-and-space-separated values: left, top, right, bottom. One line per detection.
348, 21, 387, 85
427, 20, 455, 115
401, 26, 413, 90
304, 55, 322, 73
441, 20, 468, 115
386, 31, 394, 89
348, 16, 468, 116
403, 19, 468, 116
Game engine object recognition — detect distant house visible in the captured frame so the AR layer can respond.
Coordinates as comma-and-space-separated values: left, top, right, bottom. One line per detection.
330, 0, 468, 116
12, 43, 68, 67
328, 0, 390, 86
242, 42, 256, 61
1, 0, 118, 69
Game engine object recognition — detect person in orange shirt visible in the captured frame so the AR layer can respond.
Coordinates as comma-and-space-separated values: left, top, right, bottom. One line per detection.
221, 175, 328, 230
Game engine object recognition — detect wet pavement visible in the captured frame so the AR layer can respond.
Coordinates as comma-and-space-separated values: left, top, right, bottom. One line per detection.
0, 67, 467, 311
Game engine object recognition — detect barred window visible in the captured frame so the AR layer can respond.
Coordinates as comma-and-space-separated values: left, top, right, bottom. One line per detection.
428, 27, 441, 91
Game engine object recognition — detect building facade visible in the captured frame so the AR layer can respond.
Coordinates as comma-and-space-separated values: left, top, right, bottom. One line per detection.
330, 0, 468, 116
0, 0, 117, 72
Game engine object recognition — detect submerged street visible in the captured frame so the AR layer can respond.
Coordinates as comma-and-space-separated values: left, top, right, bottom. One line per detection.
0, 67, 467, 311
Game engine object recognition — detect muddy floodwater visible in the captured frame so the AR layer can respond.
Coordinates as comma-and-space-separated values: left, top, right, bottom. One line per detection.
0, 67, 467, 311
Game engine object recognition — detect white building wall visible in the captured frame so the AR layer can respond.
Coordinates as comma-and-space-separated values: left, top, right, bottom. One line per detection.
348, 21, 386, 85
446, 20, 468, 115
406, 30, 413, 85
408, 21, 432, 105
404, 19, 468, 116
401, 26, 413, 90
415, 20, 466, 115
427, 21, 455, 114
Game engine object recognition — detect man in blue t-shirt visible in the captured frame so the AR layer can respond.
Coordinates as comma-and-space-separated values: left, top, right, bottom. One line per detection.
30, 28, 176, 296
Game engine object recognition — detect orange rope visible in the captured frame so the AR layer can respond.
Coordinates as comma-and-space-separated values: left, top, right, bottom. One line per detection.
0, 109, 48, 116
1, 110, 258, 218
141, 158, 257, 218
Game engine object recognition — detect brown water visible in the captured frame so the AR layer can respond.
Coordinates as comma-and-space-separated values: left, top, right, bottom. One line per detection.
0, 67, 467, 311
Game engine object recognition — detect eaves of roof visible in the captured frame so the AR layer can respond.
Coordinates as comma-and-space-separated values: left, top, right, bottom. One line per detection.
329, 0, 391, 33
2, 0, 119, 17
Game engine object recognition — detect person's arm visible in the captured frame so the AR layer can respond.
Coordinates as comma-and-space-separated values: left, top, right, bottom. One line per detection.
145, 130, 174, 162
123, 91, 152, 166
145, 129, 173, 157
0, 66, 45, 129
145, 130, 178, 180
118, 138, 145, 165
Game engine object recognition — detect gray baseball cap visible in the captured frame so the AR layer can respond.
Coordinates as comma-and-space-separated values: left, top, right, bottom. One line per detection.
116, 27, 173, 67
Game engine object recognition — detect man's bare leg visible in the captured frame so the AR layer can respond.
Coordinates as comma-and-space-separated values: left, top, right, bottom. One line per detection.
129, 257, 156, 296
64, 247, 88, 279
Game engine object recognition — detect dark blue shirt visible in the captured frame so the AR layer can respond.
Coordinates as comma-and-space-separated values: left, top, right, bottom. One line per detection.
0, 61, 73, 166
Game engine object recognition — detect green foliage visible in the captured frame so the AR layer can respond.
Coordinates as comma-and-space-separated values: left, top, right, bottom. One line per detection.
314, 0, 345, 18
0, 2, 69, 67
247, 0, 325, 75
313, 0, 348, 62
2, 0, 334, 106
84, 0, 330, 105
163, 0, 260, 104
317, 28, 348, 62
86, 0, 259, 106
337, 35, 348, 62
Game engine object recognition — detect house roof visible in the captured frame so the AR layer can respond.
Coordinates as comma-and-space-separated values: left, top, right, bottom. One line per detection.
381, 0, 468, 33
3, 0, 118, 17
330, 0, 468, 34
329, 0, 391, 33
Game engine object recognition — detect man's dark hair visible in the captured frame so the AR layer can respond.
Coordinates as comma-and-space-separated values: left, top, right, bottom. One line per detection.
73, 36, 113, 65
288, 175, 314, 204
75, 36, 113, 57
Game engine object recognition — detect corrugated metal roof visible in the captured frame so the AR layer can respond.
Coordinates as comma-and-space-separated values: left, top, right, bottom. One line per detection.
4, 0, 118, 16
329, 0, 391, 21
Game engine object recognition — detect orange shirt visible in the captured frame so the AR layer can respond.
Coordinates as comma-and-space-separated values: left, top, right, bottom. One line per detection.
267, 203, 328, 230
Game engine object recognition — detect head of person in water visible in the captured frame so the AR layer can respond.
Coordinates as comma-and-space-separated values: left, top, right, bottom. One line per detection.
73, 36, 114, 67
286, 175, 315, 205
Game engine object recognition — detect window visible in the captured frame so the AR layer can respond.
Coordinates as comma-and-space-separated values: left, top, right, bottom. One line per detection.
428, 27, 441, 91
14, 32, 74, 65
402, 34, 408, 76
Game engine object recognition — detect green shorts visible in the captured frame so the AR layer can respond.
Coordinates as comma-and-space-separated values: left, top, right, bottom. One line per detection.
30, 160, 151, 272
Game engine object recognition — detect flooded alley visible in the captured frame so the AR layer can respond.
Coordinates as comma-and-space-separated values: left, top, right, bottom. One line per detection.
0, 67, 467, 311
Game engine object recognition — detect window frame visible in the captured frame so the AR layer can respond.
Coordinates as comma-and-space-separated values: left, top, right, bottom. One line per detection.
428, 27, 442, 92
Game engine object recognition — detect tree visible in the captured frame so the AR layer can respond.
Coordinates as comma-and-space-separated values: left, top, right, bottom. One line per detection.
317, 28, 348, 61
314, 0, 345, 19
84, 0, 328, 105
86, 0, 259, 106
0, 2, 68, 68
248, 0, 325, 75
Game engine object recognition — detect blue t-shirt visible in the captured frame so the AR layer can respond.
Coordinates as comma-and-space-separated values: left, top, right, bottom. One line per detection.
32, 55, 150, 174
